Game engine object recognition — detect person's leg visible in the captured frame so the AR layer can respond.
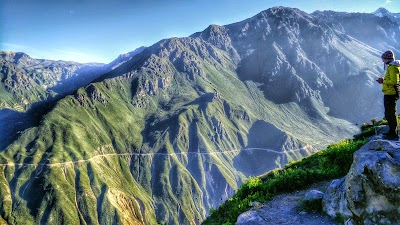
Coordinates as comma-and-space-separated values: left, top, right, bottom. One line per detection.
384, 95, 398, 136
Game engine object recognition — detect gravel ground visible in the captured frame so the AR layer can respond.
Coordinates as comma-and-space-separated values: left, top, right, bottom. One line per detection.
237, 181, 342, 225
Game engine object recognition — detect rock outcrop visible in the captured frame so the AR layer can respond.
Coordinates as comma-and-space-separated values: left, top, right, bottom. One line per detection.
235, 134, 400, 225
323, 138, 400, 225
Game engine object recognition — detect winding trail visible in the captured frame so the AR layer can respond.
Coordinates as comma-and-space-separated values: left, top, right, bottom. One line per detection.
0, 146, 316, 168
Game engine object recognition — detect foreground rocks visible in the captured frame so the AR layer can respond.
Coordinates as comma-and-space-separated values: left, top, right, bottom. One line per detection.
236, 136, 400, 225
236, 181, 339, 225
323, 139, 400, 225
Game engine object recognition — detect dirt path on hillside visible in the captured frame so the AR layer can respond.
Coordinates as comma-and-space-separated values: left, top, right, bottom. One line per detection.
237, 181, 341, 225
0, 146, 313, 167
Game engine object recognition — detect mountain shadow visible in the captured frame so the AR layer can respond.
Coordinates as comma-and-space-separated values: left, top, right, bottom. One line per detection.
0, 98, 59, 150
233, 120, 288, 177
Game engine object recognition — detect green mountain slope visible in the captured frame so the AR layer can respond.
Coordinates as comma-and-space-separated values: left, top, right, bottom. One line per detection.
0, 34, 356, 224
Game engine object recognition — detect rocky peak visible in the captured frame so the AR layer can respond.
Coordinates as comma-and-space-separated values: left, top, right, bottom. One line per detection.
11, 52, 31, 63
373, 7, 400, 29
149, 37, 235, 74
1, 51, 40, 67
252, 7, 325, 35
222, 6, 338, 62
193, 7, 329, 61
263, 6, 311, 20
191, 25, 230, 49
373, 7, 391, 17
191, 25, 240, 62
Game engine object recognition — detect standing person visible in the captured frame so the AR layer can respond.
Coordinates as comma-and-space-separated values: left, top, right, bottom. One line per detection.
376, 50, 400, 140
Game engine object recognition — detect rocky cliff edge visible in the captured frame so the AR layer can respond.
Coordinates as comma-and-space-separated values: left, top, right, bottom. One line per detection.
324, 136, 400, 225
236, 128, 400, 225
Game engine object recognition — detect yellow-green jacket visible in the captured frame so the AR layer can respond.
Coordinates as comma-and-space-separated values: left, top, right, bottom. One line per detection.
382, 60, 400, 95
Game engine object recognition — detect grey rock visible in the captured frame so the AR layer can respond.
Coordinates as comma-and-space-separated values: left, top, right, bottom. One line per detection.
305, 189, 324, 201
236, 210, 265, 225
323, 178, 352, 218
323, 139, 400, 224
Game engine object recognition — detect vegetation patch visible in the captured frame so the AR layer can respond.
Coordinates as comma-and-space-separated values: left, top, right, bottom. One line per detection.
299, 198, 323, 213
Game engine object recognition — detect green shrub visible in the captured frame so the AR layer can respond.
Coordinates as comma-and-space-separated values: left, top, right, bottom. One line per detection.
299, 198, 323, 213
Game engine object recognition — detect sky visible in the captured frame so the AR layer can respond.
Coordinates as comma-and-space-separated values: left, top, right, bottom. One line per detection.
1, 0, 399, 64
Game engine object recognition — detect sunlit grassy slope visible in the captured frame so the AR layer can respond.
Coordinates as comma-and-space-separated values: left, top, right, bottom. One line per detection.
0, 37, 357, 225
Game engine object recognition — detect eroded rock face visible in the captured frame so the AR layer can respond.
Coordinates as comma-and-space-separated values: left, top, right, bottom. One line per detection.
323, 177, 352, 219
323, 139, 400, 225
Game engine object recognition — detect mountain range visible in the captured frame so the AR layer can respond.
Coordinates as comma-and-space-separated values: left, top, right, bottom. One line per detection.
0, 6, 399, 225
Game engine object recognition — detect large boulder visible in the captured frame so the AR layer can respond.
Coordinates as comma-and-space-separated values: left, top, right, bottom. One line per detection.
323, 139, 400, 225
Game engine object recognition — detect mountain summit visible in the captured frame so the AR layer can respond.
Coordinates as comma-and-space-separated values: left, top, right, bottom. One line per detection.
373, 7, 400, 25
0, 6, 399, 225
373, 7, 391, 16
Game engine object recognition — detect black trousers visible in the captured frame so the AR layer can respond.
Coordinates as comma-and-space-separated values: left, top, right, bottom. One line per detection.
384, 95, 398, 133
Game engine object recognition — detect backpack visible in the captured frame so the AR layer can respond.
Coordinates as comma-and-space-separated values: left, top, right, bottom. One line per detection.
394, 83, 400, 100
389, 62, 400, 100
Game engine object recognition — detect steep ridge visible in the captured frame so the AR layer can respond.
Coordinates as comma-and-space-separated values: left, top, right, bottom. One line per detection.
374, 8, 400, 28
0, 51, 106, 111
0, 51, 107, 150
0, 6, 395, 225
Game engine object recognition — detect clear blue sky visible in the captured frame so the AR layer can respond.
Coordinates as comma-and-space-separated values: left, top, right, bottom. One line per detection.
1, 0, 399, 63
